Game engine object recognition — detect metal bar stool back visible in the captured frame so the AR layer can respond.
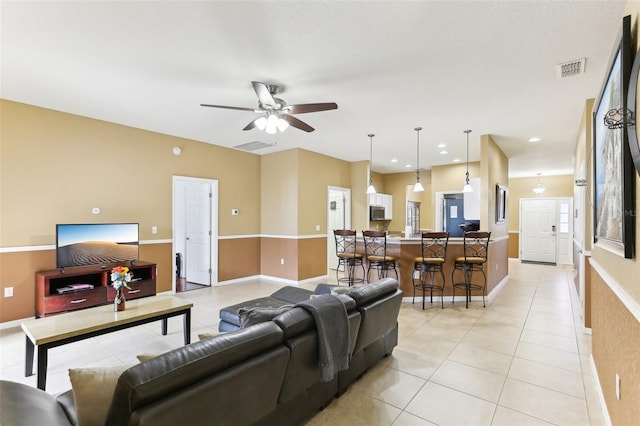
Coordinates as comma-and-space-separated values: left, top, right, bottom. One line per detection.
451, 231, 491, 308
413, 231, 449, 309
362, 230, 397, 282
333, 229, 365, 286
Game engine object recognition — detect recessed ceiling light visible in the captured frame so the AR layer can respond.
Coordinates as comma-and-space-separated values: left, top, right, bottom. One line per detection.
440, 150, 448, 155
405, 164, 412, 168
528, 137, 541, 143
391, 158, 398, 163
437, 143, 446, 148
453, 158, 460, 162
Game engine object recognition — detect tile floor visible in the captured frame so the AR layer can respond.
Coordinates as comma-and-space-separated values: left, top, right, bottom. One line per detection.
0, 260, 605, 425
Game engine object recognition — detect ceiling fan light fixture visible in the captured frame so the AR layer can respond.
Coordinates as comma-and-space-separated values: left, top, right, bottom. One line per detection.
265, 114, 279, 134
277, 117, 289, 132
255, 116, 267, 131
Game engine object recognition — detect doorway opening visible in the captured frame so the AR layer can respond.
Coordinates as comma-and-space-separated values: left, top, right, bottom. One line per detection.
327, 186, 351, 276
172, 176, 219, 293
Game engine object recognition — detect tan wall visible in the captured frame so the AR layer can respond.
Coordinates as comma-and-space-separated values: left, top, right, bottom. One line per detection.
218, 238, 261, 281
508, 232, 519, 258
261, 150, 299, 236
592, 266, 640, 425
0, 100, 261, 245
507, 175, 575, 231
482, 135, 509, 238
297, 149, 351, 235
589, 4, 640, 424
431, 161, 481, 199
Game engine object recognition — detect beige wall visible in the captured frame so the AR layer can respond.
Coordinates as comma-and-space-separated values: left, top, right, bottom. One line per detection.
506, 175, 575, 231
351, 160, 370, 232
379, 171, 432, 232
589, 4, 640, 424
297, 149, 351, 235
481, 134, 509, 238
261, 150, 299, 235
0, 100, 262, 244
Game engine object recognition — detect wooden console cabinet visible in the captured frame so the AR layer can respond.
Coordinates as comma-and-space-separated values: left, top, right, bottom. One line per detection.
36, 261, 156, 317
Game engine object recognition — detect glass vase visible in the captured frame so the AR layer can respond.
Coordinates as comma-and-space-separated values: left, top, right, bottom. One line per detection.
114, 287, 126, 312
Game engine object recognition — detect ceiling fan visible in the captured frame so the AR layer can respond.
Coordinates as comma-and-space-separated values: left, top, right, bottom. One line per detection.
200, 81, 338, 134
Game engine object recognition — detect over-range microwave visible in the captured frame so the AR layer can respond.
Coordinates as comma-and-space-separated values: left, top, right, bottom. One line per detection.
370, 206, 386, 220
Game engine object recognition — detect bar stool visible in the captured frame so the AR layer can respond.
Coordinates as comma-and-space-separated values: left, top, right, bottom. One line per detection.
413, 231, 449, 309
333, 229, 365, 286
362, 230, 397, 282
451, 231, 491, 308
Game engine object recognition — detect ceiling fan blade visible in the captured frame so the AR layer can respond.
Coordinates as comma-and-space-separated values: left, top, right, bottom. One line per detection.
281, 114, 315, 132
252, 81, 276, 107
287, 103, 338, 114
200, 104, 256, 112
242, 118, 259, 131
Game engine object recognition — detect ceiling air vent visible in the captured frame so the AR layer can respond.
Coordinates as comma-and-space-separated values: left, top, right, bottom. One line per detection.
556, 58, 586, 79
233, 141, 275, 152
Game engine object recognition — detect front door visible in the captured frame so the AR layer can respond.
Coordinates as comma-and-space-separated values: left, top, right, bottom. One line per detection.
520, 198, 557, 263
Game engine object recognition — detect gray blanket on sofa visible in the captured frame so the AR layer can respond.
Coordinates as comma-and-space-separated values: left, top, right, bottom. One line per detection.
296, 295, 350, 382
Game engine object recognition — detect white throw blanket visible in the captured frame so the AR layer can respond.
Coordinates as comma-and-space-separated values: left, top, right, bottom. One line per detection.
296, 295, 350, 382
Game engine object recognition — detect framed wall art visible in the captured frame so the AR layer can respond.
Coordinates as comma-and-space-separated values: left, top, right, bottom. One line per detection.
495, 184, 507, 223
593, 15, 635, 259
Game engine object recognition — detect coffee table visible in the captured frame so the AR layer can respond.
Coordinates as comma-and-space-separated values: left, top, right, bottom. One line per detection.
22, 295, 193, 390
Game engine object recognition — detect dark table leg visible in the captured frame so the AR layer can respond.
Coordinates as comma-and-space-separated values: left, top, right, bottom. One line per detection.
36, 345, 48, 391
161, 318, 168, 335
25, 336, 34, 377
183, 309, 191, 345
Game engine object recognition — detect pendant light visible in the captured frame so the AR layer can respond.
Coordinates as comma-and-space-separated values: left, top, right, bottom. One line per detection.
463, 129, 473, 193
366, 133, 377, 194
533, 172, 546, 194
413, 127, 424, 192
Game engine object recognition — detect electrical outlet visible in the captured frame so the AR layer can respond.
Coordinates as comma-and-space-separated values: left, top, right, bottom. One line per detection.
616, 373, 621, 400
280, 258, 285, 265
315, 224, 320, 231
151, 226, 158, 234
4, 287, 14, 297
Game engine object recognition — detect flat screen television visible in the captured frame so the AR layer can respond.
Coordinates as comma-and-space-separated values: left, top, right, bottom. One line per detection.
56, 223, 139, 269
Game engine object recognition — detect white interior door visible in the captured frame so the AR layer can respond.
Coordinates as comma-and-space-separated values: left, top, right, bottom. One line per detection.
328, 187, 351, 272
186, 181, 212, 285
520, 198, 557, 263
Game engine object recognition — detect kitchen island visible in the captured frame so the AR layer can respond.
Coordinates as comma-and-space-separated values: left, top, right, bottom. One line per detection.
351, 235, 507, 304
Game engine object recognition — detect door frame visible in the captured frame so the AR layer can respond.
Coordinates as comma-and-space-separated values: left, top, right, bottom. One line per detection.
172, 176, 219, 291
518, 197, 573, 265
434, 191, 463, 232
327, 186, 351, 275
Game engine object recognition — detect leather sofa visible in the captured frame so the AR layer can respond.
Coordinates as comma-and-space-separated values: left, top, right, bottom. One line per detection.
0, 278, 402, 426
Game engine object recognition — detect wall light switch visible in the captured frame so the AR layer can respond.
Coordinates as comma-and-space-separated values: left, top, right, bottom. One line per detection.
4, 287, 13, 297
151, 226, 158, 234
315, 225, 320, 231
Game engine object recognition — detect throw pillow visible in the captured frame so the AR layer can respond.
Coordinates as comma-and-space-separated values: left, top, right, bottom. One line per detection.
69, 365, 129, 426
136, 352, 165, 363
237, 305, 293, 328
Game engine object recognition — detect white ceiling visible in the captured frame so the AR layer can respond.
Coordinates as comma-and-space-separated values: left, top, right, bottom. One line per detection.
0, 1, 627, 178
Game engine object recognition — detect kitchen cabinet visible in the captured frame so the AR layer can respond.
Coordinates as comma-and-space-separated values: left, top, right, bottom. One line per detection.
368, 193, 393, 220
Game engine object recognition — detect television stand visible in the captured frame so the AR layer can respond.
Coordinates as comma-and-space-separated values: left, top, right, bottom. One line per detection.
36, 261, 156, 317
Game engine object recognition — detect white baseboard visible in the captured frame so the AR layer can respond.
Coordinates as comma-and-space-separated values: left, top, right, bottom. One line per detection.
590, 354, 612, 426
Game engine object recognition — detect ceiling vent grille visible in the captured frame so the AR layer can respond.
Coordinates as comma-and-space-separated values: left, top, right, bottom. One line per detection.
556, 58, 586, 79
233, 141, 275, 152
